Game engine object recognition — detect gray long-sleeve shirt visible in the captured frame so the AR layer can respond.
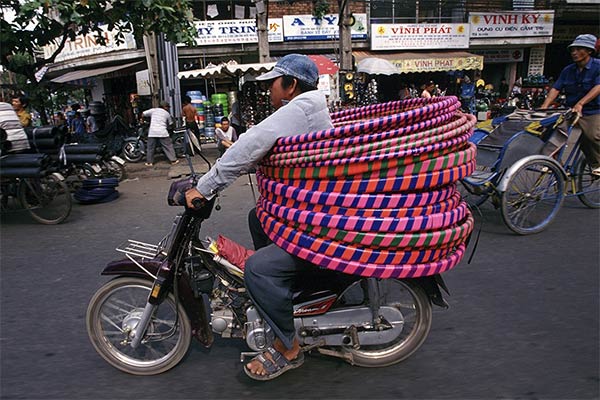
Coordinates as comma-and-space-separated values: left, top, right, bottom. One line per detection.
196, 90, 333, 199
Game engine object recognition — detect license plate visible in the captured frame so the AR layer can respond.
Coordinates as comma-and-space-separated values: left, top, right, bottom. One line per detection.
111, 156, 126, 165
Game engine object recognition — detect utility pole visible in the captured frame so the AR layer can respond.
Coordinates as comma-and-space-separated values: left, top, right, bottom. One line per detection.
255, 0, 270, 63
143, 33, 160, 107
338, 0, 353, 71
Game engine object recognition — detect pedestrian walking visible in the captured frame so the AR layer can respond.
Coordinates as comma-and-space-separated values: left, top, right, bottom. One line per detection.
142, 101, 179, 167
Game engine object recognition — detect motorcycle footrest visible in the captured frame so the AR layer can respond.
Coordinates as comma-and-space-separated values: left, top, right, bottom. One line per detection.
240, 351, 261, 363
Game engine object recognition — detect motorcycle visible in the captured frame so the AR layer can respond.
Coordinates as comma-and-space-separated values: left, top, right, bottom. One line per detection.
121, 122, 186, 163
86, 145, 450, 376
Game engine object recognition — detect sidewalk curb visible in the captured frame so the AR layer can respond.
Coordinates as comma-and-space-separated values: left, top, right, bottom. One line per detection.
123, 143, 220, 180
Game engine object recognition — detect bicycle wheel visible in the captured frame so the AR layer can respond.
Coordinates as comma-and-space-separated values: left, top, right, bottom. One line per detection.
501, 159, 565, 235
18, 174, 72, 224
575, 157, 600, 208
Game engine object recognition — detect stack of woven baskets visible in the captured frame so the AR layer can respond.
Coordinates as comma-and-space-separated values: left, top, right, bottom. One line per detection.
256, 96, 477, 279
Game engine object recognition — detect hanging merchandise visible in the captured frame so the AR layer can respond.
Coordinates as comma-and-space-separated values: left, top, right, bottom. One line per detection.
240, 82, 273, 128
340, 72, 355, 103
356, 76, 380, 107
255, 96, 477, 278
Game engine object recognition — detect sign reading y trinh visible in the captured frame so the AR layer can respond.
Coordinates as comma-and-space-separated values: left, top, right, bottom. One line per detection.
371, 23, 470, 50
42, 25, 136, 63
469, 11, 554, 38
193, 19, 283, 45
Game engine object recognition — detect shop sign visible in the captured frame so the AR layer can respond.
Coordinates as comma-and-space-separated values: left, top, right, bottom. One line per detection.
136, 70, 151, 96
392, 54, 483, 73
282, 14, 368, 41
472, 49, 524, 63
469, 11, 554, 38
527, 46, 546, 76
370, 24, 470, 50
193, 18, 283, 45
42, 25, 136, 63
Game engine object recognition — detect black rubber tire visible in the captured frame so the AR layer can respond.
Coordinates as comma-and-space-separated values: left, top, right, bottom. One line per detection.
122, 140, 143, 163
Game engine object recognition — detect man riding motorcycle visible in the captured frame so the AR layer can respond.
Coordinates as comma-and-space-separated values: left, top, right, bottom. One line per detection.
185, 54, 332, 380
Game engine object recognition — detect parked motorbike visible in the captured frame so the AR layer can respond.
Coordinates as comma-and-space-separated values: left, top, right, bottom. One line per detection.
58, 144, 126, 192
122, 122, 186, 163
86, 145, 450, 376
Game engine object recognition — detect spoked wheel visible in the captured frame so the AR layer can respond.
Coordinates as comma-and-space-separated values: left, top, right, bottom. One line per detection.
343, 279, 432, 367
122, 140, 143, 163
575, 156, 600, 208
103, 160, 128, 181
18, 175, 72, 224
86, 277, 191, 376
500, 158, 565, 235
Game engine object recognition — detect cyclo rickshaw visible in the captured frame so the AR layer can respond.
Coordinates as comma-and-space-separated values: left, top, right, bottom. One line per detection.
459, 109, 599, 235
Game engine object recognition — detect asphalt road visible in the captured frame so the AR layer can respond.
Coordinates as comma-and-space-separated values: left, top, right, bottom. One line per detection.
1, 162, 598, 400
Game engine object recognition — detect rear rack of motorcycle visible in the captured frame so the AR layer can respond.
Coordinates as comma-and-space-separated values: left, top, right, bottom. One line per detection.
116, 239, 162, 260
115, 231, 172, 280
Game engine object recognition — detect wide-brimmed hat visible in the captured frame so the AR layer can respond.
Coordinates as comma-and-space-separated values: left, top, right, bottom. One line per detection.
568, 34, 597, 52
256, 54, 318, 87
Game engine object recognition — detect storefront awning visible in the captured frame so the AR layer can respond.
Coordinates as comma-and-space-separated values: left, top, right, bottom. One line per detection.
178, 62, 276, 79
50, 61, 143, 84
354, 51, 484, 74
178, 65, 224, 79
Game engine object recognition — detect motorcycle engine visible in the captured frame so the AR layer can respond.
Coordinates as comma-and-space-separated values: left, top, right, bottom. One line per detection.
244, 306, 274, 351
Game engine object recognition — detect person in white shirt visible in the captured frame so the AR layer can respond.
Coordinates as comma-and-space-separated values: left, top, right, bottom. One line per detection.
215, 116, 238, 156
0, 101, 30, 154
141, 101, 179, 166
185, 54, 332, 381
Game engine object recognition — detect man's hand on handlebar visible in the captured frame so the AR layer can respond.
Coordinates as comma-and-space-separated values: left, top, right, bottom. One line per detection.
185, 187, 205, 210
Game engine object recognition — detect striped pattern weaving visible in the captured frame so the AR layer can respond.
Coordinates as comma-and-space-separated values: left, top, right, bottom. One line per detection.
257, 96, 477, 278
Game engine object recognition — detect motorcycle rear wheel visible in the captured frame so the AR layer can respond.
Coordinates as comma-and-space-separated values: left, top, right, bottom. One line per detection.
86, 277, 192, 375
345, 279, 432, 367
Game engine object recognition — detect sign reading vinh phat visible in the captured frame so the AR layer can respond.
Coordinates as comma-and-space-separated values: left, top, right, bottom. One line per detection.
469, 11, 554, 38
371, 23, 470, 50
194, 19, 283, 45
42, 25, 136, 63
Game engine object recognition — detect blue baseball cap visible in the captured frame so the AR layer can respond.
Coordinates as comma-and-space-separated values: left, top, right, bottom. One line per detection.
256, 54, 319, 87
568, 34, 597, 52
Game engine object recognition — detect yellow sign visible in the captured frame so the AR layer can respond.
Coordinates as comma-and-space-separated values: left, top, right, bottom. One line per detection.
392, 55, 483, 73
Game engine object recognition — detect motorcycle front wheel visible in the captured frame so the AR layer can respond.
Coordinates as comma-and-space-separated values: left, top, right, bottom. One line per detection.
86, 277, 192, 375
345, 279, 432, 367
122, 140, 143, 163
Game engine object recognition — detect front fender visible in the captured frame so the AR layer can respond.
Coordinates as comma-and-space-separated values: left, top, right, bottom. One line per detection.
101, 258, 214, 347
496, 155, 566, 193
